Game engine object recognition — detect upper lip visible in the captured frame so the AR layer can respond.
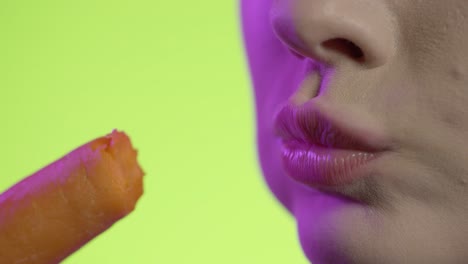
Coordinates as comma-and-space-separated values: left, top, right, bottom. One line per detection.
273, 102, 391, 152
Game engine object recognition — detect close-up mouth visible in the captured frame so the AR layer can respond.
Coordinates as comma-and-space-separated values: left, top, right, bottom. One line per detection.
272, 101, 392, 201
273, 102, 391, 153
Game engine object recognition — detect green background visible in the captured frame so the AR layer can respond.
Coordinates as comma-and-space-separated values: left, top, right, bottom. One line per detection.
0, 0, 309, 263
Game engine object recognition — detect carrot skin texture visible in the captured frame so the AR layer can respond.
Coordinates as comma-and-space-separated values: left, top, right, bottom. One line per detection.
0, 130, 144, 263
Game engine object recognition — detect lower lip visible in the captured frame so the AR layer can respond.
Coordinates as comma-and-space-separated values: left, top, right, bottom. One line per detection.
281, 140, 382, 187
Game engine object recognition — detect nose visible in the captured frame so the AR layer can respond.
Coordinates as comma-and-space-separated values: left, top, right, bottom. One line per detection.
269, 0, 396, 69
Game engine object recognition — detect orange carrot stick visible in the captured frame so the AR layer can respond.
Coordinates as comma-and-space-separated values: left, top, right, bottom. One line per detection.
0, 129, 144, 263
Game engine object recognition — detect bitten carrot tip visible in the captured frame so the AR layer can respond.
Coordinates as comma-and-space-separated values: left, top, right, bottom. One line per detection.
0, 129, 144, 264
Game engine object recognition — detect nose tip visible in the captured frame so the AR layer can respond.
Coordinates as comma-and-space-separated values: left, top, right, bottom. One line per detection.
269, 0, 396, 69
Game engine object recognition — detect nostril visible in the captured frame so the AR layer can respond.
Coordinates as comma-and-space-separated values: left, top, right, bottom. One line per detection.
322, 38, 364, 61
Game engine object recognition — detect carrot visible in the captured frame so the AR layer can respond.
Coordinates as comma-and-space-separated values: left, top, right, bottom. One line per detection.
0, 129, 144, 264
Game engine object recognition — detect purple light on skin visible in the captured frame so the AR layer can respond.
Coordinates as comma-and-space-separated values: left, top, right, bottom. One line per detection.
239, 0, 468, 263
269, 0, 307, 59
317, 66, 336, 97
240, 1, 378, 263
288, 59, 336, 106
239, 0, 335, 214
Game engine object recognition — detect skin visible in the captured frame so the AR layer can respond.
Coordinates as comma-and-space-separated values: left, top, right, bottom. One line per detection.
240, 0, 468, 263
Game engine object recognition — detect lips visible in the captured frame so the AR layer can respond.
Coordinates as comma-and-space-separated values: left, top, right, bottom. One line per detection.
273, 102, 390, 153
273, 101, 391, 188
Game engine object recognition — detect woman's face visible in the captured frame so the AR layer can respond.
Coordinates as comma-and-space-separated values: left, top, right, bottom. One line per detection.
240, 1, 468, 263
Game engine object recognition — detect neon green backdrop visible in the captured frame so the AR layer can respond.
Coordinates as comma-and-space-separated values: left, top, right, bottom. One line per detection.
0, 1, 309, 263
